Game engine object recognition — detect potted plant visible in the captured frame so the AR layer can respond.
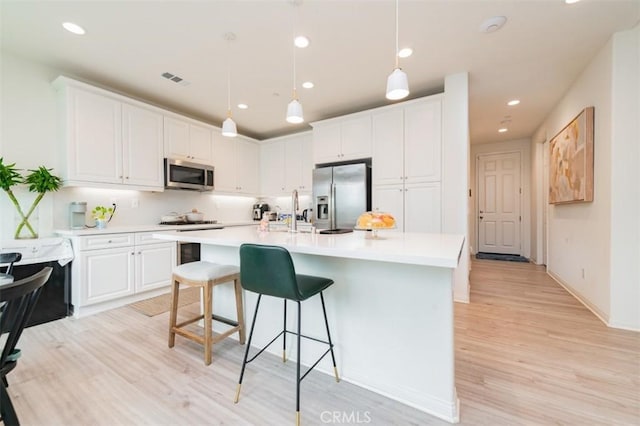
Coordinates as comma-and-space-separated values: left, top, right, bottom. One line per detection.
0, 158, 62, 239
91, 205, 114, 229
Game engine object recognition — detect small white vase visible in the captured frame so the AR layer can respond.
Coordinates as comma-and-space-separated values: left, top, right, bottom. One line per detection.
95, 218, 107, 229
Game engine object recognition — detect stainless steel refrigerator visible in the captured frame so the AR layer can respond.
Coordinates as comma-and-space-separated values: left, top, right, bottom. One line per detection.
312, 162, 371, 233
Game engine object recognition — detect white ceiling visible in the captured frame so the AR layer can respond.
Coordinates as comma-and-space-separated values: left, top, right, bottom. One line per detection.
1, 1, 639, 143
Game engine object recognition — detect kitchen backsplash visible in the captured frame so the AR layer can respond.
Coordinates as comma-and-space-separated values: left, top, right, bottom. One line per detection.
0, 186, 257, 240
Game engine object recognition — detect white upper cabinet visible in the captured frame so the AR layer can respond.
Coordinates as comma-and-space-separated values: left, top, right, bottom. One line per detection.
403, 100, 441, 183
373, 96, 442, 186
54, 77, 164, 191
164, 116, 213, 165
260, 132, 312, 196
213, 131, 259, 195
312, 113, 372, 164
260, 140, 286, 195
122, 103, 164, 188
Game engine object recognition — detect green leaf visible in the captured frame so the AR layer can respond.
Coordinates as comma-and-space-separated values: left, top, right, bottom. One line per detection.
0, 157, 23, 191
24, 166, 62, 194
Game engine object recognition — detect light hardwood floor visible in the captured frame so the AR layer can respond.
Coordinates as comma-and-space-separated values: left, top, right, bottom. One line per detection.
7, 259, 640, 425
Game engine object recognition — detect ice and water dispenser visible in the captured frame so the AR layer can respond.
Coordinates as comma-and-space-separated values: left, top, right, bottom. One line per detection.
316, 196, 329, 221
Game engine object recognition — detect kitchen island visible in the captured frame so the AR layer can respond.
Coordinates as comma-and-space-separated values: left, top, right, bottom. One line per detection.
153, 226, 465, 423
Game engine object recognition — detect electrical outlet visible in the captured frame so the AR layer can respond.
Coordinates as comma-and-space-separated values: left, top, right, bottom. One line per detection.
109, 197, 118, 206
581, 268, 585, 279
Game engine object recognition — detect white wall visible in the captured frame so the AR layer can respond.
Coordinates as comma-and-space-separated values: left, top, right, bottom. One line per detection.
470, 138, 532, 259
532, 25, 639, 330
0, 51, 255, 241
443, 72, 470, 303
609, 25, 639, 330
533, 39, 613, 322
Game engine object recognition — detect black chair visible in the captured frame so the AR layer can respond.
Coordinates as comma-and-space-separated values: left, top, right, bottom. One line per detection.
0, 267, 52, 426
0, 253, 22, 276
234, 244, 339, 426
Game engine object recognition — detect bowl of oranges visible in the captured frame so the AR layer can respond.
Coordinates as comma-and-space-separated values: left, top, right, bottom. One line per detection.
355, 210, 396, 238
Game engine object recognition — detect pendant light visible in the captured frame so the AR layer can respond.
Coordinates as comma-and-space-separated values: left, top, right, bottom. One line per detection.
286, 3, 304, 124
222, 32, 237, 137
386, 0, 409, 100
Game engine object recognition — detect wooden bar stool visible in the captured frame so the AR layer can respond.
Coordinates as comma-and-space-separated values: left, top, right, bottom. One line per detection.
168, 261, 246, 365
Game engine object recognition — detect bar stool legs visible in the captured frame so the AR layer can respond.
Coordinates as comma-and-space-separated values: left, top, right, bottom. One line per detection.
234, 292, 340, 426
168, 262, 245, 366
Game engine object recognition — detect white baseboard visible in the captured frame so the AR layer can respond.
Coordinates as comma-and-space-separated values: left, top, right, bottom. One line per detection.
547, 271, 609, 325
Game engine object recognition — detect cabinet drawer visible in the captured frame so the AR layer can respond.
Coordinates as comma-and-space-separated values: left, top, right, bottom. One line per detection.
135, 232, 165, 246
79, 234, 134, 250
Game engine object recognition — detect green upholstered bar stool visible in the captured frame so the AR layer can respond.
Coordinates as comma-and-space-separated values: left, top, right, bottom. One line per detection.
168, 261, 246, 365
234, 243, 340, 426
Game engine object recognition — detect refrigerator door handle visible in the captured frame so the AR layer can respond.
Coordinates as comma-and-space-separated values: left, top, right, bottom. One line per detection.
331, 182, 337, 230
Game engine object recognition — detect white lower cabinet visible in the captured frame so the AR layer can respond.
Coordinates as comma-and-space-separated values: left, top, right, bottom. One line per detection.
374, 182, 441, 233
72, 232, 176, 316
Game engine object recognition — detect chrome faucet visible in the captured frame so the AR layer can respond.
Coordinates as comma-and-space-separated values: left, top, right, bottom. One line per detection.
290, 189, 299, 233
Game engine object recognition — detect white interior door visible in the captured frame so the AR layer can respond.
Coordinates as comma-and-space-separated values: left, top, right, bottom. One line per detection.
478, 152, 521, 254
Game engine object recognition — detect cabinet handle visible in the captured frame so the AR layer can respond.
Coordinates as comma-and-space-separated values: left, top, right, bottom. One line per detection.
125, 176, 129, 180
131, 252, 135, 255
119, 175, 123, 179
107, 239, 112, 243
399, 189, 403, 192
138, 251, 141, 255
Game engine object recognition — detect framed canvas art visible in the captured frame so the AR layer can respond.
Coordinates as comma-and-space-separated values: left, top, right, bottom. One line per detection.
549, 106, 594, 204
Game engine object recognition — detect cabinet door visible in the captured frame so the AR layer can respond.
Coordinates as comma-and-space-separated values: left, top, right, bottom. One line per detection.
404, 182, 441, 233
164, 116, 190, 160
373, 185, 405, 232
341, 115, 372, 160
81, 246, 134, 306
404, 100, 442, 183
299, 133, 313, 192
373, 109, 404, 185
236, 138, 259, 194
284, 137, 302, 192
136, 242, 176, 292
313, 123, 342, 164
261, 141, 286, 195
122, 104, 164, 188
189, 123, 214, 164
212, 130, 237, 192
68, 88, 122, 183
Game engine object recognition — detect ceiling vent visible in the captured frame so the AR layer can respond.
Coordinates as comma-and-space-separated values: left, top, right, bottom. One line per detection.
161, 72, 190, 86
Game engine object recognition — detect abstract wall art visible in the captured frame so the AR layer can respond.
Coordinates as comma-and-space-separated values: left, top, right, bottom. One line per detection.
549, 106, 594, 204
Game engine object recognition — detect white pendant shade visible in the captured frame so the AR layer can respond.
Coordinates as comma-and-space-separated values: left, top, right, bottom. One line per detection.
386, 68, 409, 100
222, 117, 237, 137
286, 99, 304, 124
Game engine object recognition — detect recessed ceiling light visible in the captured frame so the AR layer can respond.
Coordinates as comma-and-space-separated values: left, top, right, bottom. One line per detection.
565, 0, 581, 4
294, 36, 309, 48
507, 99, 520, 106
398, 48, 413, 58
237, 103, 248, 109
62, 22, 86, 35
498, 128, 508, 133
479, 16, 507, 33
302, 81, 314, 89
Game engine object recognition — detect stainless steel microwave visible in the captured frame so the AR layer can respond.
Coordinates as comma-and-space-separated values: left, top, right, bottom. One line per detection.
164, 158, 214, 191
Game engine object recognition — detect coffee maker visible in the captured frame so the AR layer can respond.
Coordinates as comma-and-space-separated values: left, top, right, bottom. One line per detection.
252, 203, 269, 221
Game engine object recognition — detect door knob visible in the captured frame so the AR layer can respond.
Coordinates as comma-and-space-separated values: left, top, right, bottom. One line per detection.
479, 216, 484, 220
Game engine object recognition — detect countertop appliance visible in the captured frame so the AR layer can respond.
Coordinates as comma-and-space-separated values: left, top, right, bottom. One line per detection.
252, 203, 270, 221
0, 238, 74, 327
164, 158, 214, 191
312, 160, 371, 233
69, 201, 87, 229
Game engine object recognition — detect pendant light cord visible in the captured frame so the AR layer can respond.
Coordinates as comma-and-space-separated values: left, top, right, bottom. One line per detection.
394, 0, 399, 69
227, 38, 232, 115
292, 8, 298, 99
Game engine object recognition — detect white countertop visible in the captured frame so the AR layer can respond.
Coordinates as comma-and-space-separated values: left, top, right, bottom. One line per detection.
55, 221, 254, 237
153, 226, 465, 268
